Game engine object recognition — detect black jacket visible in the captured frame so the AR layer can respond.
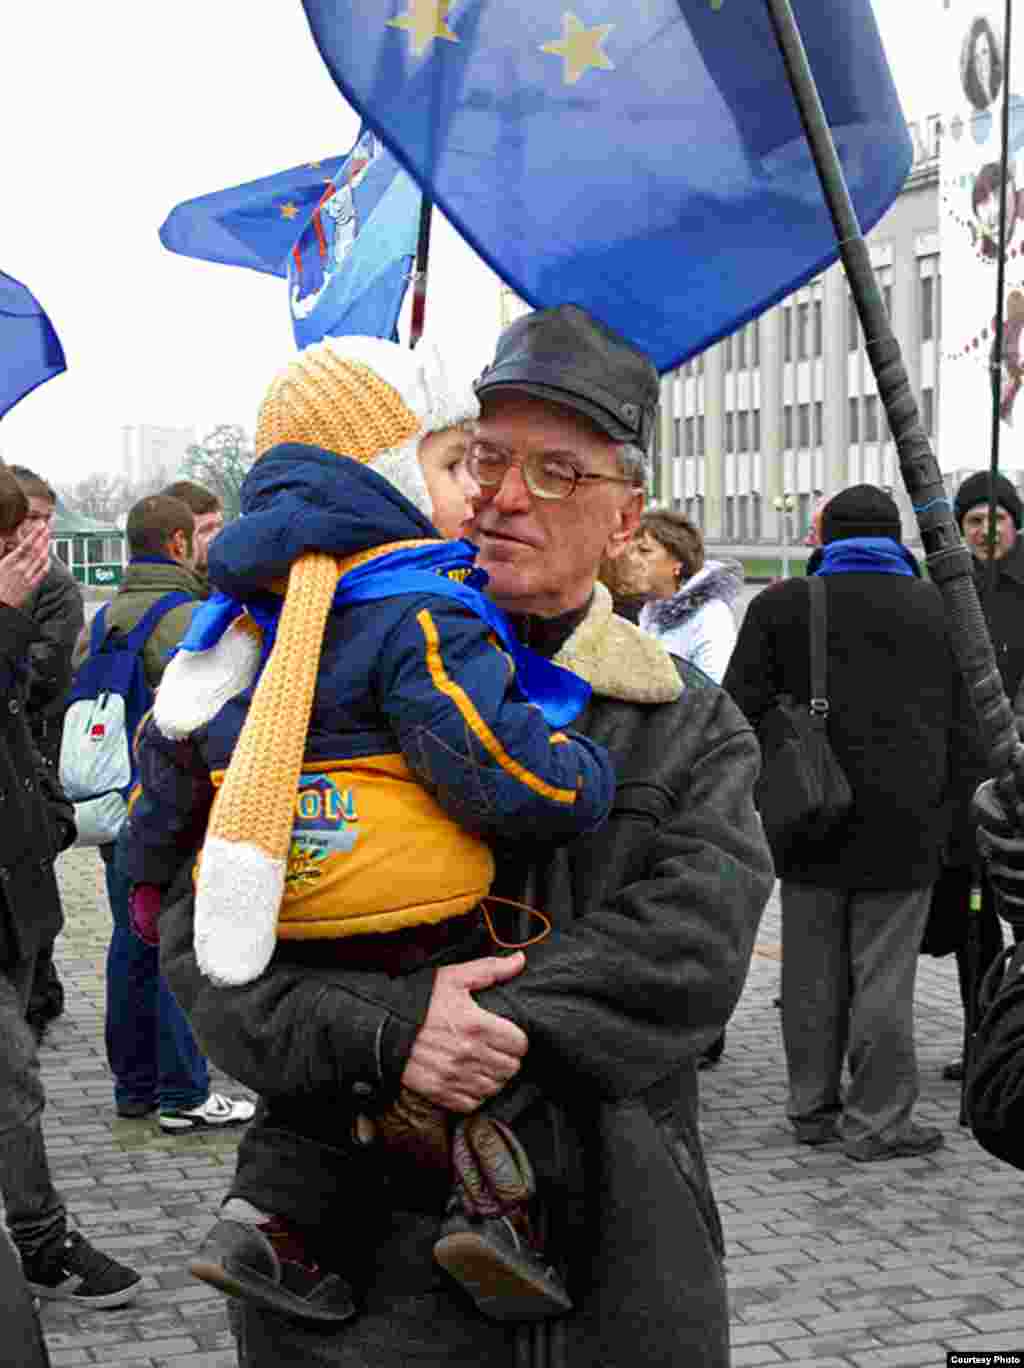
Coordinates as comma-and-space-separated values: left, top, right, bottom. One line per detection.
0, 604, 73, 968
724, 565, 968, 890
22, 557, 85, 759
156, 588, 774, 1367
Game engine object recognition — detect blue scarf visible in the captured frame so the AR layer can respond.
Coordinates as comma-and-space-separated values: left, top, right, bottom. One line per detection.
177, 539, 591, 729
812, 537, 917, 577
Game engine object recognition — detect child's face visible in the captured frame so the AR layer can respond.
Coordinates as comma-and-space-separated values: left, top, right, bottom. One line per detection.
419, 427, 481, 539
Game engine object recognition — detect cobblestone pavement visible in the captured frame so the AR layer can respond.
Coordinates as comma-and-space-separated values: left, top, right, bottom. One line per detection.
34, 847, 1024, 1367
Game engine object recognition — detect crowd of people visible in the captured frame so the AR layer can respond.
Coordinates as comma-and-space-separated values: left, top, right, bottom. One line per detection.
1, 305, 1022, 1366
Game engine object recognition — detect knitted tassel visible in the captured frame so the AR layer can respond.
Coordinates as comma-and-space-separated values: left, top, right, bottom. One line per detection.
194, 552, 339, 985
153, 615, 263, 741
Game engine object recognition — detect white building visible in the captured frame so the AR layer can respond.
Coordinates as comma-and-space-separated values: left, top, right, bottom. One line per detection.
121, 423, 196, 490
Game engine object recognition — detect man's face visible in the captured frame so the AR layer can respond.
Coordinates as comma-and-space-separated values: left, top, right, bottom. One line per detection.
963, 504, 1017, 560
16, 495, 55, 545
468, 394, 643, 618
191, 509, 224, 571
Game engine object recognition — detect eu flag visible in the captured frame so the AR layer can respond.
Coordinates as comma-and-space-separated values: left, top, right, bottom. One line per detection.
160, 157, 349, 278
0, 272, 66, 420
160, 132, 422, 348
300, 0, 912, 373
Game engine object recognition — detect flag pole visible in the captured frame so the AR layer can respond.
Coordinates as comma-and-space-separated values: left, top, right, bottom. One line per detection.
408, 196, 433, 348
986, 0, 1014, 574
763, 0, 1024, 809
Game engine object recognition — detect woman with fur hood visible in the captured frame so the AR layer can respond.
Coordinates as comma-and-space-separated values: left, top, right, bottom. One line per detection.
630, 509, 743, 685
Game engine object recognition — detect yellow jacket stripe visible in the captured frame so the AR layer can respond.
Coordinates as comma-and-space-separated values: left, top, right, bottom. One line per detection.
417, 608, 578, 805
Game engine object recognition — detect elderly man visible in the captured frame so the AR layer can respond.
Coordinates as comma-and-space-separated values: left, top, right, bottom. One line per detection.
146, 306, 774, 1367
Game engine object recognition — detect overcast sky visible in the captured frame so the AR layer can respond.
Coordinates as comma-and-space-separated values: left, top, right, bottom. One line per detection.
0, 1, 940, 488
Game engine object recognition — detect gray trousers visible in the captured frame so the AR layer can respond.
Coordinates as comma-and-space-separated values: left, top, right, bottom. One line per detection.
780, 882, 931, 1146
0, 954, 65, 1259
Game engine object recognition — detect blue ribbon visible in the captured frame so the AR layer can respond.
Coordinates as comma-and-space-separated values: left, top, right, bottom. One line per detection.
177, 540, 590, 729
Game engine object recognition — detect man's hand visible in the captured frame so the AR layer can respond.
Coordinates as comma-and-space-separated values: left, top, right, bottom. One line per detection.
974, 777, 1024, 928
401, 952, 528, 1113
0, 522, 50, 609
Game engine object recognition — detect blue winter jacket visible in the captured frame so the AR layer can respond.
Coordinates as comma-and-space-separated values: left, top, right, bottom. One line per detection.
120, 444, 614, 938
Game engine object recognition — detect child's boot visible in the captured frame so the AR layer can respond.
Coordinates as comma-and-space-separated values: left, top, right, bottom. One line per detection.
190, 1199, 355, 1325
433, 1115, 572, 1322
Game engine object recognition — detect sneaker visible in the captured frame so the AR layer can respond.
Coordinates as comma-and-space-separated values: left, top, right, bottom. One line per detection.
23, 1231, 141, 1309
844, 1124, 945, 1163
190, 1217, 355, 1325
159, 1093, 255, 1134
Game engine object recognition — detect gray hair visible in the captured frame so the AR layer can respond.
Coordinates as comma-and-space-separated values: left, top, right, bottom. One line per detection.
616, 442, 648, 486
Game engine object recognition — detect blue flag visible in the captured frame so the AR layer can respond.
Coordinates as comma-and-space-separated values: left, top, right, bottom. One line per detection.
287, 129, 422, 347
0, 272, 66, 420
160, 131, 422, 348
300, 0, 912, 373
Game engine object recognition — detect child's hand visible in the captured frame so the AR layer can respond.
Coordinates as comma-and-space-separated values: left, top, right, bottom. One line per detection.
129, 884, 163, 947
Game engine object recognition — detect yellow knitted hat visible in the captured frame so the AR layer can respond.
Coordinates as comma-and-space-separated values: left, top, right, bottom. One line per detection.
191, 338, 479, 985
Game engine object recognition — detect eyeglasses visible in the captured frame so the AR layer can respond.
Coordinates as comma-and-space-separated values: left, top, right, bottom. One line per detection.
468, 440, 637, 502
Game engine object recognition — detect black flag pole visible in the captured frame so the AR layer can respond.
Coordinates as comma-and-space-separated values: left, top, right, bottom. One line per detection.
764, 0, 1024, 813
408, 195, 434, 349
986, 0, 1014, 573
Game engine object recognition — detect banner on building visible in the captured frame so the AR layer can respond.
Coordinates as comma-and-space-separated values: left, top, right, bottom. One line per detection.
940, 3, 1024, 470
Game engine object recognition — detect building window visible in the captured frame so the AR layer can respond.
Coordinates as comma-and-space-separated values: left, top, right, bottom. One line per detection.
737, 328, 747, 369
797, 302, 809, 360
751, 320, 760, 368
673, 417, 682, 458
752, 492, 763, 540
922, 386, 934, 435
725, 412, 734, 453
865, 393, 879, 442
798, 402, 810, 448
697, 415, 705, 457
784, 405, 793, 449
695, 352, 705, 376
723, 335, 733, 371
752, 409, 761, 450
685, 417, 695, 458
813, 299, 823, 357
798, 493, 811, 539
783, 308, 793, 363
849, 397, 860, 442
921, 276, 934, 342
725, 497, 735, 540
848, 294, 860, 352
814, 400, 823, 447
738, 411, 749, 452
737, 494, 749, 541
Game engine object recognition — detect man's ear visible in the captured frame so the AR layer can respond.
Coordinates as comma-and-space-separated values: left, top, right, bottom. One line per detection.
605, 489, 644, 561
167, 528, 189, 564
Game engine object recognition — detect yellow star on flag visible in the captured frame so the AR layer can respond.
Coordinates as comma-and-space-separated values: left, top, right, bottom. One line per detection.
387, 0, 459, 58
279, 202, 299, 220
306, 161, 323, 170
540, 12, 615, 86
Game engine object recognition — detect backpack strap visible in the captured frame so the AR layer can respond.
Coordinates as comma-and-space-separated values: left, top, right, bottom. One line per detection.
808, 576, 830, 723
88, 604, 109, 655
120, 591, 194, 654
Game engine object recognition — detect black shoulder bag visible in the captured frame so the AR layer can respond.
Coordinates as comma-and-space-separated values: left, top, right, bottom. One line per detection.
754, 576, 853, 860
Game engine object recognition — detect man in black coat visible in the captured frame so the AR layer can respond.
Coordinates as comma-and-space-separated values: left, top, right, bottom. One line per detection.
7, 467, 85, 1042
725, 485, 966, 1161
0, 467, 140, 1312
928, 472, 1024, 1081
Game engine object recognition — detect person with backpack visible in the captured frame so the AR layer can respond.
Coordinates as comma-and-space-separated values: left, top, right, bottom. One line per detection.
0, 465, 140, 1311
67, 494, 253, 1134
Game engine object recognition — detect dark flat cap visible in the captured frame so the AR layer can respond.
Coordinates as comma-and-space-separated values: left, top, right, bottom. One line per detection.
475, 305, 660, 450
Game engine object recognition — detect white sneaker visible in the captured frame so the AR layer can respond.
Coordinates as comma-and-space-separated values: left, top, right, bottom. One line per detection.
159, 1092, 256, 1134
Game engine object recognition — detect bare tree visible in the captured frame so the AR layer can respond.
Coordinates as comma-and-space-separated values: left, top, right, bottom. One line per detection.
183, 425, 254, 520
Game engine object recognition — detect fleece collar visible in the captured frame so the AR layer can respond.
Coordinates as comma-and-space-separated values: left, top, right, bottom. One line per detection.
554, 582, 683, 704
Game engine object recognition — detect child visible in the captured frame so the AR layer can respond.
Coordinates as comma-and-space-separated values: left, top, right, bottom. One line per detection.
120, 336, 614, 1325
